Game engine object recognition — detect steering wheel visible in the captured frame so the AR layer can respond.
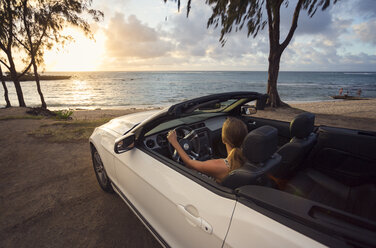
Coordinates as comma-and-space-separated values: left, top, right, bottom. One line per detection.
169, 126, 201, 163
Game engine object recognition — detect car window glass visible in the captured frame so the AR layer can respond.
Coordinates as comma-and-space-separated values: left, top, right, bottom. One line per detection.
145, 112, 225, 136
193, 99, 238, 113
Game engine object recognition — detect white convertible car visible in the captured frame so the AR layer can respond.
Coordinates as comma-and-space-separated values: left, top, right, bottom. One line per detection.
89, 92, 376, 248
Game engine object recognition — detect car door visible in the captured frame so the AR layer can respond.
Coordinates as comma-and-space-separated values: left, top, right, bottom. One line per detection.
224, 185, 375, 248
113, 147, 236, 248
224, 201, 326, 248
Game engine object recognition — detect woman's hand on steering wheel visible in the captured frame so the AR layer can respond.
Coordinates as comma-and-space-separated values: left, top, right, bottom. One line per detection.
167, 129, 178, 147
167, 126, 201, 163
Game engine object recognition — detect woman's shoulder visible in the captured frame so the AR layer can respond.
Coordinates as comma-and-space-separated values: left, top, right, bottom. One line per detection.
203, 158, 228, 169
223, 158, 230, 169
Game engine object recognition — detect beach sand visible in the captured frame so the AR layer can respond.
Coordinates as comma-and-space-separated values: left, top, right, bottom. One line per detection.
68, 99, 376, 131
0, 99, 375, 247
0, 108, 161, 248
253, 99, 376, 131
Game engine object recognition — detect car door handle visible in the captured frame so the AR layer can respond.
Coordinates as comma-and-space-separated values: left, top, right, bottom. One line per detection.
177, 205, 213, 234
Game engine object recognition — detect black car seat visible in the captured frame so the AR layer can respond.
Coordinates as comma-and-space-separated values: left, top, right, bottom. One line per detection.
284, 169, 376, 221
221, 125, 281, 189
274, 112, 317, 180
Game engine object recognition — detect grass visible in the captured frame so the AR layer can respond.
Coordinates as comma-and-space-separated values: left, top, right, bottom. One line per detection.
54, 110, 74, 120
29, 118, 112, 142
0, 115, 44, 121
0, 109, 73, 121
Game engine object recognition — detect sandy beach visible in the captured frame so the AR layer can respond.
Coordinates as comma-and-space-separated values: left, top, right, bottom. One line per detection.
254, 99, 376, 131
68, 99, 376, 131
0, 99, 375, 247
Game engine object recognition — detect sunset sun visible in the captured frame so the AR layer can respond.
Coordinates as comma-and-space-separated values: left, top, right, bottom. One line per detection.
43, 28, 106, 72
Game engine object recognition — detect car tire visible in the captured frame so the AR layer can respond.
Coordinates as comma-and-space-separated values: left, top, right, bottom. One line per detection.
91, 148, 114, 193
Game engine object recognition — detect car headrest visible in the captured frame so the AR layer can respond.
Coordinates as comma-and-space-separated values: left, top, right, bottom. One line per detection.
221, 153, 282, 190
242, 125, 278, 164
290, 112, 315, 139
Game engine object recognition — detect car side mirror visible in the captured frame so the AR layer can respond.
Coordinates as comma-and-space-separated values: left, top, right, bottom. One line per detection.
114, 133, 135, 154
241, 105, 257, 115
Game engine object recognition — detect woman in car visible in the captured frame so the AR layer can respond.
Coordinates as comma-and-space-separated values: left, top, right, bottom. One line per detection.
167, 117, 248, 182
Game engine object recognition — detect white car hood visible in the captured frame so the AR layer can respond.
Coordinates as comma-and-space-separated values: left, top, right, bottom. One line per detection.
102, 109, 161, 135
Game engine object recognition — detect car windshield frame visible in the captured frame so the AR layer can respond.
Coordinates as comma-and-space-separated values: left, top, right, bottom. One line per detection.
132, 92, 266, 140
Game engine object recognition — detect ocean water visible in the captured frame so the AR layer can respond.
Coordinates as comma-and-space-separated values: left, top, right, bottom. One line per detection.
1, 71, 376, 109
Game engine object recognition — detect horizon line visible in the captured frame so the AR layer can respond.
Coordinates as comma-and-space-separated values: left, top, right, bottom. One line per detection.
41, 70, 376, 73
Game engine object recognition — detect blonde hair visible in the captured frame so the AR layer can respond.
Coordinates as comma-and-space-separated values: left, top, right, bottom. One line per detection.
222, 117, 248, 171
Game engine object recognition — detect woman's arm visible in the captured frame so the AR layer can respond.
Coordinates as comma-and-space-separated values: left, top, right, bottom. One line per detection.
167, 130, 228, 179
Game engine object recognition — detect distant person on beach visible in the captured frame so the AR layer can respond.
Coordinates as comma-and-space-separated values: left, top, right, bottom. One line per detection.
339, 88, 343, 95
344, 90, 349, 97
357, 88, 362, 96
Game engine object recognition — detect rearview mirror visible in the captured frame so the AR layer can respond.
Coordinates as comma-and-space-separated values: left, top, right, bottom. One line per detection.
114, 133, 135, 154
241, 105, 257, 115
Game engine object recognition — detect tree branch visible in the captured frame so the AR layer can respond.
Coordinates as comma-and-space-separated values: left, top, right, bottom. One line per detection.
280, 0, 303, 52
0, 40, 7, 53
17, 62, 32, 79
13, 35, 30, 53
266, 0, 274, 45
274, 0, 283, 47
0, 59, 11, 70
6, 0, 14, 51
33, 20, 49, 56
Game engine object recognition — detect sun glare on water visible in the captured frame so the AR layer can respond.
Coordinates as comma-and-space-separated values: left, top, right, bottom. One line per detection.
44, 28, 105, 72
69, 79, 96, 107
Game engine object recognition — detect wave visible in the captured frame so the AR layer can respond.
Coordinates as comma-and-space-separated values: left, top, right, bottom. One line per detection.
343, 72, 375, 75
278, 82, 321, 87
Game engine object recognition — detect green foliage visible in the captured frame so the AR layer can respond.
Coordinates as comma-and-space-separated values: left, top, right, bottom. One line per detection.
54, 110, 74, 120
167, 0, 337, 107
0, 0, 103, 108
167, 0, 337, 46
205, 0, 337, 45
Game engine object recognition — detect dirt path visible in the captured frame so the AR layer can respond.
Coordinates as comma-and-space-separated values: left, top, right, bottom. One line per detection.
0, 119, 160, 248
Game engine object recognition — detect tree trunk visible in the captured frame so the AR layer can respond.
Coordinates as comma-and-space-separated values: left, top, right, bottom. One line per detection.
0, 65, 11, 108
9, 69, 26, 107
266, 48, 286, 107
31, 59, 47, 109
22, 0, 47, 109
7, 53, 26, 107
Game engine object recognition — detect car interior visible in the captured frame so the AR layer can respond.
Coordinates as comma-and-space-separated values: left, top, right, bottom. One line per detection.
141, 97, 376, 246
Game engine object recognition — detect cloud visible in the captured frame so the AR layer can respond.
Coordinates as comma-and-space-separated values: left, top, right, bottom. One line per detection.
279, 1, 333, 36
104, 13, 173, 59
348, 0, 376, 18
162, 2, 270, 69
353, 20, 376, 45
96, 0, 375, 71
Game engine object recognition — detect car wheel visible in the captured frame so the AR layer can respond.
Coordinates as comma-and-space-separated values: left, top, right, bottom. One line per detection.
92, 148, 113, 193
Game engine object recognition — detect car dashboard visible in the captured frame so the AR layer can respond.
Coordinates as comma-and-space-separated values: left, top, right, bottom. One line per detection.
143, 115, 227, 161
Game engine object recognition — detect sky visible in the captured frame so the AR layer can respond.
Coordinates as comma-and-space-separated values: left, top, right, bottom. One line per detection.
42, 0, 376, 72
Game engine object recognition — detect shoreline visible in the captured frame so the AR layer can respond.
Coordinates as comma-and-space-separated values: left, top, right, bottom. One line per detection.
5, 98, 373, 111
1, 99, 376, 131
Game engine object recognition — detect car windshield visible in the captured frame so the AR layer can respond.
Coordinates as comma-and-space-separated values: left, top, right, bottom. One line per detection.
145, 112, 226, 136
144, 98, 252, 136
192, 98, 247, 113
